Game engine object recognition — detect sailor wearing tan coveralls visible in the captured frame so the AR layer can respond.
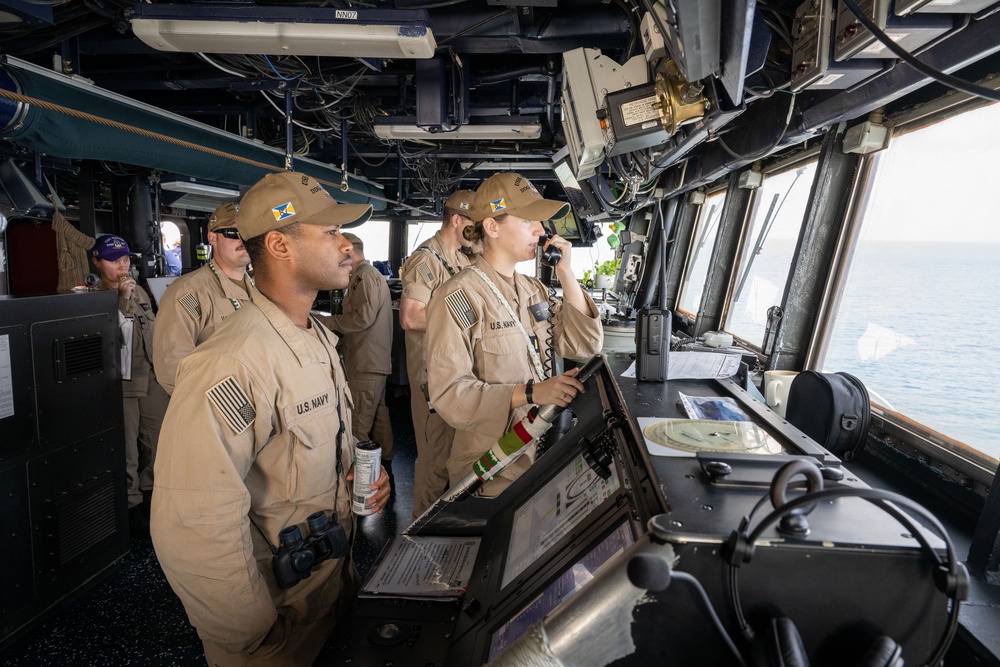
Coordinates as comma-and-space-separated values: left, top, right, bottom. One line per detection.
425, 173, 602, 497
317, 232, 395, 485
91, 234, 170, 533
152, 202, 253, 394
150, 172, 390, 667
399, 189, 476, 516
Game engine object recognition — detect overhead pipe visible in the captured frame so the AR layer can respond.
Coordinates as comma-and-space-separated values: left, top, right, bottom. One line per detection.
0, 56, 384, 207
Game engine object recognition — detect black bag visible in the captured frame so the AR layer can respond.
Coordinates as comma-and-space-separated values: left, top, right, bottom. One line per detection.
784, 371, 871, 458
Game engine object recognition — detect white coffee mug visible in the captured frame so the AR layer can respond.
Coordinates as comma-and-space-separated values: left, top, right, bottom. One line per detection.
763, 370, 798, 418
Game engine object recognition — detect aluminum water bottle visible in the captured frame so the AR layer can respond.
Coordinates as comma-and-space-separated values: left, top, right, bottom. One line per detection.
352, 440, 381, 516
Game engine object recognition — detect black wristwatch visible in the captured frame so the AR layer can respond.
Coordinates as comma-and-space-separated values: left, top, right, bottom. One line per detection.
525, 379, 534, 404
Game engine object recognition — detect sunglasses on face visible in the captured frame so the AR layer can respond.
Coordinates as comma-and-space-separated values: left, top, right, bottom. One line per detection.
215, 227, 242, 240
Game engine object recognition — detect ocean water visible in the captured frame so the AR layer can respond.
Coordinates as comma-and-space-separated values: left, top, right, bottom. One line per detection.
822, 241, 1000, 461
722, 240, 999, 460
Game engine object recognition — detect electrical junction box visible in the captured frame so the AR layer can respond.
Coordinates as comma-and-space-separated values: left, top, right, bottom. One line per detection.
640, 7, 667, 63
600, 82, 669, 157
843, 120, 890, 154
789, 0, 886, 92
834, 0, 953, 61
738, 169, 763, 189
560, 48, 650, 180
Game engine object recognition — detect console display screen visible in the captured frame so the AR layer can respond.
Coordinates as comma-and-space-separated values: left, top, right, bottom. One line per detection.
488, 522, 634, 660
546, 211, 581, 241
501, 452, 619, 589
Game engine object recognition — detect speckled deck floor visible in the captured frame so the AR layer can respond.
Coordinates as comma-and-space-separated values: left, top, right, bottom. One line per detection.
0, 386, 417, 667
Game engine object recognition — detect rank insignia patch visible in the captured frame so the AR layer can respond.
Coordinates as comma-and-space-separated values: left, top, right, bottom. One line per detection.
445, 288, 478, 329
207, 376, 256, 434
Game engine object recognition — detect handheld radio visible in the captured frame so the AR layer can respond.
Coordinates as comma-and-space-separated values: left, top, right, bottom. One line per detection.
635, 200, 672, 382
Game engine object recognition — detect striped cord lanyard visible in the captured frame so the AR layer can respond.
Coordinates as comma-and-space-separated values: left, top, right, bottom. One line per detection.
468, 266, 548, 380
416, 246, 458, 277
311, 316, 348, 506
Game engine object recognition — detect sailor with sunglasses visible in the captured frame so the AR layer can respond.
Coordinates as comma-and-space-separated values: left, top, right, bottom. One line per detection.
153, 202, 254, 394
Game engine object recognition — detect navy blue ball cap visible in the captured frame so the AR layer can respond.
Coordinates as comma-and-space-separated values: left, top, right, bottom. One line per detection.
91, 235, 134, 261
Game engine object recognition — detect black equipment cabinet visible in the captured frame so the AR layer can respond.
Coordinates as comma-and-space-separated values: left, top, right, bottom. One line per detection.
322, 353, 955, 666
0, 292, 129, 649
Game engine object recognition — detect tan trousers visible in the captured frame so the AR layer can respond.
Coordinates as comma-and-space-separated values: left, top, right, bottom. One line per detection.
202, 611, 337, 667
122, 373, 169, 508
410, 388, 456, 518
347, 372, 393, 460
202, 560, 359, 667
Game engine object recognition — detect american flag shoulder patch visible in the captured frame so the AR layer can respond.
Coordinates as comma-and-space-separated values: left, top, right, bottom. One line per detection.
206, 376, 256, 434
444, 288, 477, 329
416, 261, 434, 283
179, 292, 202, 319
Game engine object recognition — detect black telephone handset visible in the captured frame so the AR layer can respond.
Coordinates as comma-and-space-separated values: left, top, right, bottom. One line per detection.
539, 235, 562, 266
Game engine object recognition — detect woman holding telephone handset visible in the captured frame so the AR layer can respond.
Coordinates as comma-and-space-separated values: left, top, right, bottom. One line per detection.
425, 172, 604, 497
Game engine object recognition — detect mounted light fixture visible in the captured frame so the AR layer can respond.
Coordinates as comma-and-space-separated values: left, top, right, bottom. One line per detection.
373, 120, 542, 141
160, 178, 240, 199
131, 5, 437, 59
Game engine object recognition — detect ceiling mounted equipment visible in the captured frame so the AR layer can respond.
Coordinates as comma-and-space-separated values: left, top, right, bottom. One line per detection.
373, 120, 543, 140
130, 5, 437, 59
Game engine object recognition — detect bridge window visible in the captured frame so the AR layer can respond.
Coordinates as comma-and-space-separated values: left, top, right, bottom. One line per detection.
821, 102, 1000, 464
677, 190, 726, 316
407, 221, 440, 255
348, 220, 391, 268
724, 161, 817, 346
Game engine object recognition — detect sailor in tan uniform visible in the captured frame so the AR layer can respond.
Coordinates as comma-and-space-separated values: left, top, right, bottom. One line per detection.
150, 172, 390, 667
399, 189, 476, 515
425, 173, 602, 497
91, 234, 169, 534
317, 232, 395, 486
152, 202, 253, 394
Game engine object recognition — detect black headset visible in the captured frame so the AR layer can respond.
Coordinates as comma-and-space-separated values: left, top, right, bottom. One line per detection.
724, 460, 968, 667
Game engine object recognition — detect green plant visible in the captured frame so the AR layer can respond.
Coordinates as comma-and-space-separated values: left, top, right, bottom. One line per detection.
596, 257, 620, 276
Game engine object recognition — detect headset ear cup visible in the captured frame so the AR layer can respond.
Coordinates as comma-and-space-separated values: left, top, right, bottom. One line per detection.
856, 636, 904, 667
764, 617, 810, 667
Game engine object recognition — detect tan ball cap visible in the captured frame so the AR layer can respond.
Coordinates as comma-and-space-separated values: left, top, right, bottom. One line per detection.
208, 202, 239, 232
236, 171, 373, 241
444, 189, 475, 214
469, 173, 569, 223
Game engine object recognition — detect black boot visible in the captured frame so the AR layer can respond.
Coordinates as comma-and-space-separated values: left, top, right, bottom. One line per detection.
128, 504, 150, 540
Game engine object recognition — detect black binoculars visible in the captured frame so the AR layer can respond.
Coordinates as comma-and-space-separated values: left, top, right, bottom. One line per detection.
272, 511, 348, 589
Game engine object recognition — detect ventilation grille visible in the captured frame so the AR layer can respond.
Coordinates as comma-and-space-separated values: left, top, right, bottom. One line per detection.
54, 334, 104, 381
51, 472, 117, 564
